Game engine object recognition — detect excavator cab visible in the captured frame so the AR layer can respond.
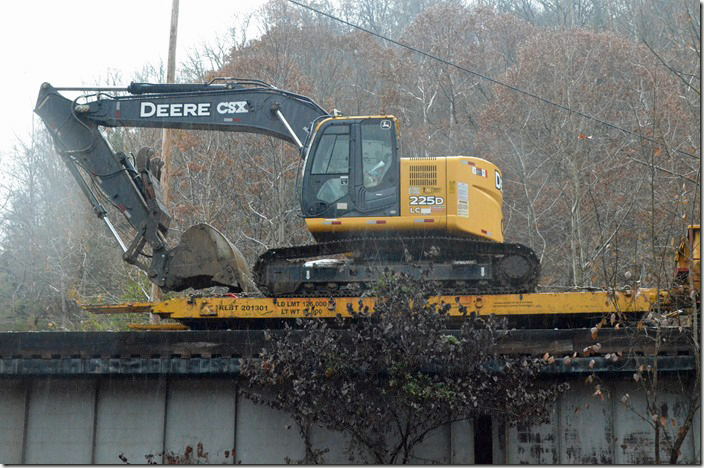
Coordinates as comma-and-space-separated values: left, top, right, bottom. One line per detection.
301, 116, 400, 225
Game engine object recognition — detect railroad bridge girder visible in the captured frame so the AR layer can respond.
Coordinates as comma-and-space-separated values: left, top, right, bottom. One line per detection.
0, 329, 699, 464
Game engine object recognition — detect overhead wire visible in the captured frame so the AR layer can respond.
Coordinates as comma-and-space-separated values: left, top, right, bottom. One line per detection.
287, 0, 699, 161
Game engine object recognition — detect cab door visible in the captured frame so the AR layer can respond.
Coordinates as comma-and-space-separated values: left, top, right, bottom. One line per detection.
351, 118, 400, 216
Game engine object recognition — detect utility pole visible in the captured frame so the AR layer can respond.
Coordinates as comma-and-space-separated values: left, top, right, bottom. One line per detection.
151, 0, 180, 309
161, 0, 179, 207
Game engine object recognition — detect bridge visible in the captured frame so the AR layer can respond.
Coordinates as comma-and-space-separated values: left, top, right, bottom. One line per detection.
0, 327, 698, 464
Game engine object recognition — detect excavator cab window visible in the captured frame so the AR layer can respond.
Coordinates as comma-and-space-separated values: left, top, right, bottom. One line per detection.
302, 117, 399, 219
354, 119, 399, 216
362, 122, 393, 189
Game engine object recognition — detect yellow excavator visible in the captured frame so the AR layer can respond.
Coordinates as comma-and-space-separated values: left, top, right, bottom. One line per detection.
35, 79, 539, 296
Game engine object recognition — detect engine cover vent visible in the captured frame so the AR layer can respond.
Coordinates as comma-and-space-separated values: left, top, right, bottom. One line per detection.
409, 164, 437, 186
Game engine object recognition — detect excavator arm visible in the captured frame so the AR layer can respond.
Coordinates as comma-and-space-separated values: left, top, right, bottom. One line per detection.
34, 79, 328, 293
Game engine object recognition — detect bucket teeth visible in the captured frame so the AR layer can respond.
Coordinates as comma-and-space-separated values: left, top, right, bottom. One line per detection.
164, 223, 257, 293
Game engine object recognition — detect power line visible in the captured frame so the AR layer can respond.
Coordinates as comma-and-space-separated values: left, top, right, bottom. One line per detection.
287, 0, 698, 160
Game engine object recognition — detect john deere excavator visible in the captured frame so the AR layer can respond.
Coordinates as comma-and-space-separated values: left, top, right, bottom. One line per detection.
35, 79, 539, 297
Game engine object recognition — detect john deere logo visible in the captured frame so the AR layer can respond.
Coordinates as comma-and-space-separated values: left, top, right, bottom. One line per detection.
380, 120, 391, 129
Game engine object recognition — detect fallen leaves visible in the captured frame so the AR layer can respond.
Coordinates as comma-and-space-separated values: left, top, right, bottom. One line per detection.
593, 385, 604, 400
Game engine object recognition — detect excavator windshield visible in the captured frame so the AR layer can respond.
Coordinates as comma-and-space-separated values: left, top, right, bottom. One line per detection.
311, 125, 350, 175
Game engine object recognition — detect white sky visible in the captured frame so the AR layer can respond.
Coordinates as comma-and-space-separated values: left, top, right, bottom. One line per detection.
0, 0, 268, 155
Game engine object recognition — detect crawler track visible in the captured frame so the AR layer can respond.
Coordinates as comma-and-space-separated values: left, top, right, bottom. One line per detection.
253, 236, 540, 297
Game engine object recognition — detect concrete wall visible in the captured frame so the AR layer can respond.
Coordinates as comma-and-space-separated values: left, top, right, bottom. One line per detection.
0, 375, 699, 464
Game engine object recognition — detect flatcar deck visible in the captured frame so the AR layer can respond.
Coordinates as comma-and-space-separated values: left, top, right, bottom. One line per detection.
83, 288, 664, 329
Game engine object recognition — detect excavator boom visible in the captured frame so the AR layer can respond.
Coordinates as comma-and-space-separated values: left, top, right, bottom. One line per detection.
74, 80, 327, 146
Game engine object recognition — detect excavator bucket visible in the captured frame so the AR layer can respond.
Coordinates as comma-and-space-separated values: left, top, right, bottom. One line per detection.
165, 224, 257, 293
